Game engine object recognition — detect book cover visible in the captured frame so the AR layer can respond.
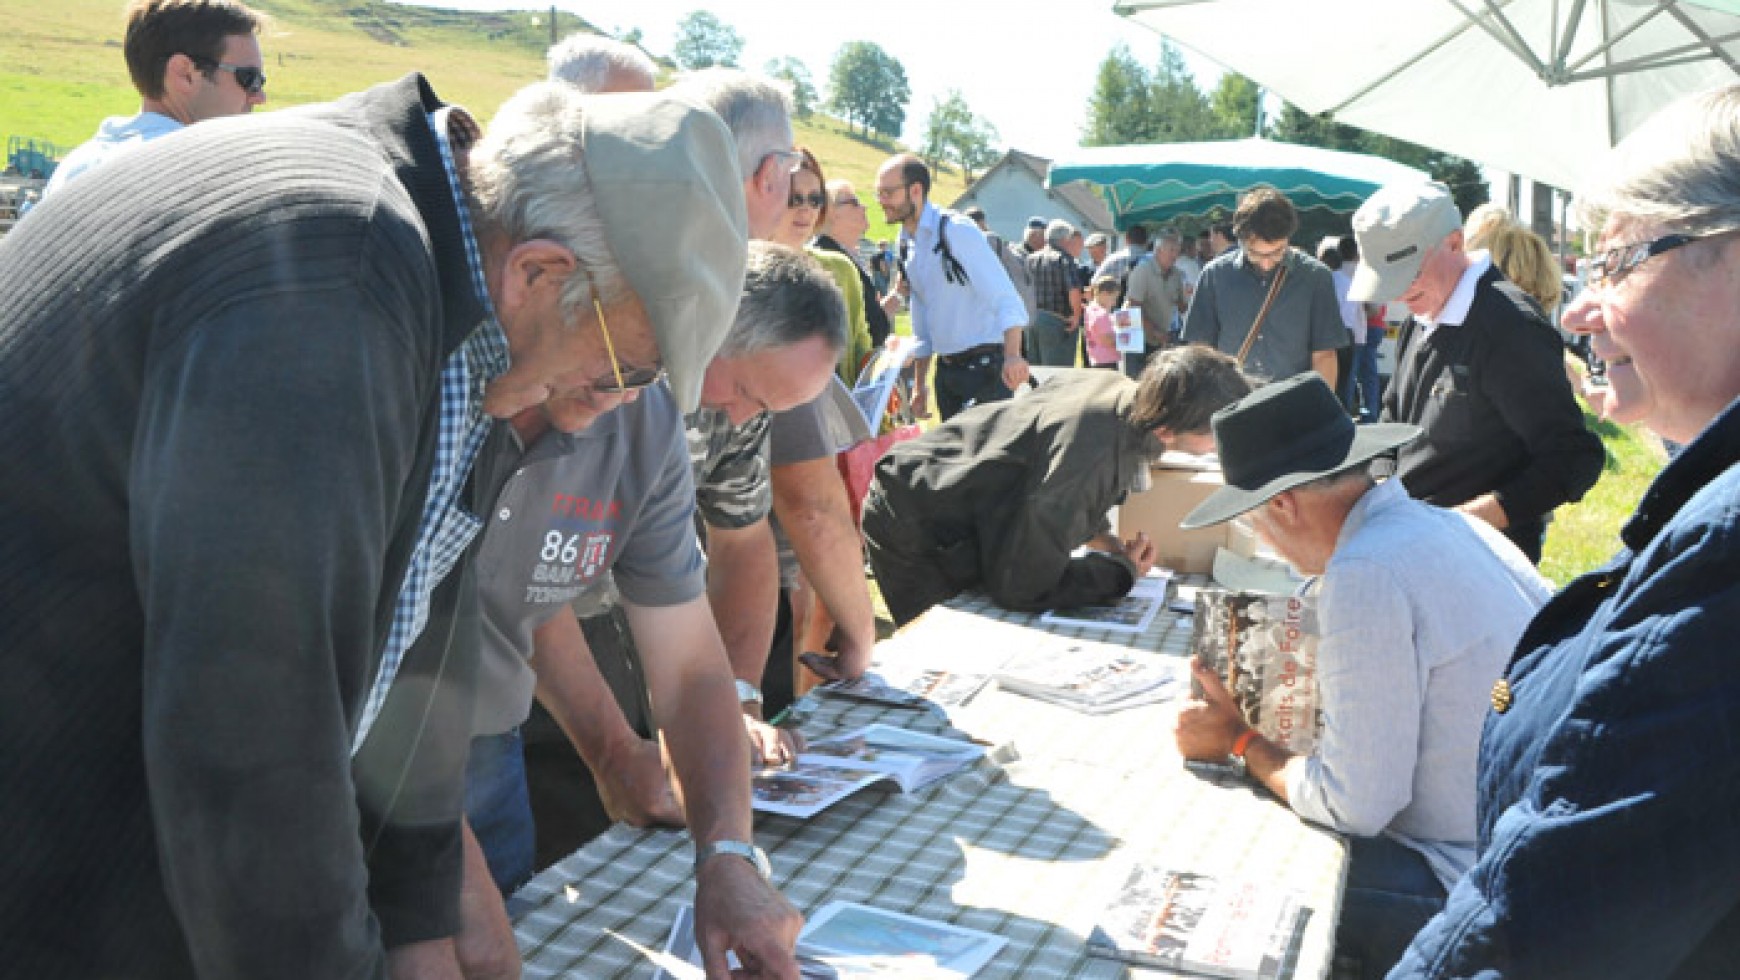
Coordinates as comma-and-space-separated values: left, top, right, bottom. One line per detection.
1190, 590, 1321, 756
1087, 866, 1304, 980
798, 901, 1008, 978
816, 668, 993, 710
753, 724, 985, 818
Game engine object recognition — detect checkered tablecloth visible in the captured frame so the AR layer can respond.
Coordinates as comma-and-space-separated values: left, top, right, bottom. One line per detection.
513, 584, 1347, 979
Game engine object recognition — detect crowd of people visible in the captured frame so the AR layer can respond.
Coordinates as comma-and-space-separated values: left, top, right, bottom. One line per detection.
2, 1, 1738, 978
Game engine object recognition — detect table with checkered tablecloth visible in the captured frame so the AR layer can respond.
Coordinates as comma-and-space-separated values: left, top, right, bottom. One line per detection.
511, 584, 1347, 979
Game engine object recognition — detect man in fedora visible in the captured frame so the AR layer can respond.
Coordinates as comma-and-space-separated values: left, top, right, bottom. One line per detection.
1172, 373, 1551, 980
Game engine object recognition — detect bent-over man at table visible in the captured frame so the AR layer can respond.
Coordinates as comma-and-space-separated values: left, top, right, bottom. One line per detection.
0, 77, 765, 977
457, 244, 842, 978
862, 346, 1252, 627
1171, 374, 1552, 980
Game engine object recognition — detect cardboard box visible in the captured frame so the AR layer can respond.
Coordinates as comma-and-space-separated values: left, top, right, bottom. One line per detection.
1114, 462, 1256, 575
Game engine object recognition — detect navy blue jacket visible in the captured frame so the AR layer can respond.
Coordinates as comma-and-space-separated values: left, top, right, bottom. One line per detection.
1392, 397, 1740, 978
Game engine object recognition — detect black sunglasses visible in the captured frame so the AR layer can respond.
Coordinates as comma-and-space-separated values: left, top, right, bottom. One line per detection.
788, 191, 827, 210
196, 59, 266, 95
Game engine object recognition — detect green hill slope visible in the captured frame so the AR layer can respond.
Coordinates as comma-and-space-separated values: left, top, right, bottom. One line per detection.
0, 0, 962, 225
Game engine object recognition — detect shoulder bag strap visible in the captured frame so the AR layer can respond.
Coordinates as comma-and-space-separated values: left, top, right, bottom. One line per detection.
1235, 258, 1290, 367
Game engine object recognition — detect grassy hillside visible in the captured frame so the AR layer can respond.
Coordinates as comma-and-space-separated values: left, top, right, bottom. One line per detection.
0, 0, 962, 215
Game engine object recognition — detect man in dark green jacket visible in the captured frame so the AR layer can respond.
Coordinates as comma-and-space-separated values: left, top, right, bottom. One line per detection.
863, 348, 1251, 626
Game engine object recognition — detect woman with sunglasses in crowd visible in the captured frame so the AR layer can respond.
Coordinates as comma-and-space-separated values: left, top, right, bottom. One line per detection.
770, 148, 874, 386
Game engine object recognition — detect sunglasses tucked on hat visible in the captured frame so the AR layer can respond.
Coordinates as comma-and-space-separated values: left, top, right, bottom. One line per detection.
1180, 374, 1421, 529
580, 91, 749, 413
1346, 181, 1462, 305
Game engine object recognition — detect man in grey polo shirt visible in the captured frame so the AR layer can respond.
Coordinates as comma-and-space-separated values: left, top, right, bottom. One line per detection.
456, 244, 843, 977
1181, 187, 1346, 386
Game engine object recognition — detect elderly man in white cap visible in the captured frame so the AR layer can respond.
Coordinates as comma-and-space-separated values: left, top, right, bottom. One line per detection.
1173, 373, 1551, 980
1348, 181, 1603, 564
0, 74, 772, 978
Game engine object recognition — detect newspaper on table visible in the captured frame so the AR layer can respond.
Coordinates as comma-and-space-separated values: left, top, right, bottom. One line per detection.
655, 901, 1007, 979
815, 665, 994, 710
994, 635, 1180, 714
1189, 590, 1321, 756
850, 335, 918, 434
1040, 569, 1172, 633
752, 723, 985, 819
1086, 865, 1305, 980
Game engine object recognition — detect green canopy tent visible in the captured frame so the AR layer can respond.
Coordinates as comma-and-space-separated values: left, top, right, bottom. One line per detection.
1047, 137, 1429, 232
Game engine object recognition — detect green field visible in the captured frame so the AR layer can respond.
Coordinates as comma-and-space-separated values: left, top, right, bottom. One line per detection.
0, 0, 963, 209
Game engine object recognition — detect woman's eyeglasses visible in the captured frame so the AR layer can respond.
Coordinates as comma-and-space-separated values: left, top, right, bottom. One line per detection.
788, 191, 827, 210
196, 60, 266, 95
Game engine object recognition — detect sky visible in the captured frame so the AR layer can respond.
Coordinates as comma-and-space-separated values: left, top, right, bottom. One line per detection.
390, 0, 1227, 161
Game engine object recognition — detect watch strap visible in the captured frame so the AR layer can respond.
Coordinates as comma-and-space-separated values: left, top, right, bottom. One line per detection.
694, 839, 771, 880
734, 678, 763, 705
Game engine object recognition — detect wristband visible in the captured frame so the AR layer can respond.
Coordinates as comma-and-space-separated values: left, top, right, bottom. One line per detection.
1231, 729, 1257, 760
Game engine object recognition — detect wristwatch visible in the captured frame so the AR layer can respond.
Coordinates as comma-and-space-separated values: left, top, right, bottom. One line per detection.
734, 678, 763, 706
694, 839, 772, 880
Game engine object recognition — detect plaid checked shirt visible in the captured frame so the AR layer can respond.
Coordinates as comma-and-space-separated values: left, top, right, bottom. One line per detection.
352, 106, 509, 750
1026, 245, 1078, 320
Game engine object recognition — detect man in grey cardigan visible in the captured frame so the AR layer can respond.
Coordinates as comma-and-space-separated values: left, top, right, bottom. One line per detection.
0, 76, 798, 979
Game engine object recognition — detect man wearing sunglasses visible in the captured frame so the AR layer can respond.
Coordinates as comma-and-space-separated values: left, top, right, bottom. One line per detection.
44, 0, 267, 197
1349, 182, 1603, 563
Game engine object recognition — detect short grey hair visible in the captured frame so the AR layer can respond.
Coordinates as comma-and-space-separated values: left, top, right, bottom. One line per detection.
671, 67, 794, 180
1156, 226, 1183, 248
1046, 219, 1075, 247
1295, 462, 1374, 495
546, 33, 656, 93
468, 81, 629, 317
719, 242, 846, 358
1578, 83, 1740, 239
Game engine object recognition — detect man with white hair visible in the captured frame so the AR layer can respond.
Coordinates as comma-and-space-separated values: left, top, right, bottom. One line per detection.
1349, 181, 1603, 563
546, 31, 657, 91
1026, 218, 1084, 366
0, 75, 763, 977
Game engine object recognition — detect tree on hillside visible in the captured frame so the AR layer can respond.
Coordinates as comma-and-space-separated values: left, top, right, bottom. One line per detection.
672, 10, 742, 70
1147, 41, 1221, 142
922, 90, 1001, 182
1083, 44, 1153, 145
1272, 103, 1490, 215
1084, 41, 1228, 146
765, 57, 817, 119
1210, 73, 1262, 138
827, 41, 910, 139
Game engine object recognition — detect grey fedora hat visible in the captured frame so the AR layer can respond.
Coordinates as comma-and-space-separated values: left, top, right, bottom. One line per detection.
1180, 373, 1420, 529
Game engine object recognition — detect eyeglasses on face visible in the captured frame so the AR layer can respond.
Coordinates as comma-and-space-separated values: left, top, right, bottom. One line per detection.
195, 60, 266, 95
873, 182, 912, 201
833, 196, 861, 209
1585, 231, 1725, 289
583, 268, 664, 394
788, 191, 826, 210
